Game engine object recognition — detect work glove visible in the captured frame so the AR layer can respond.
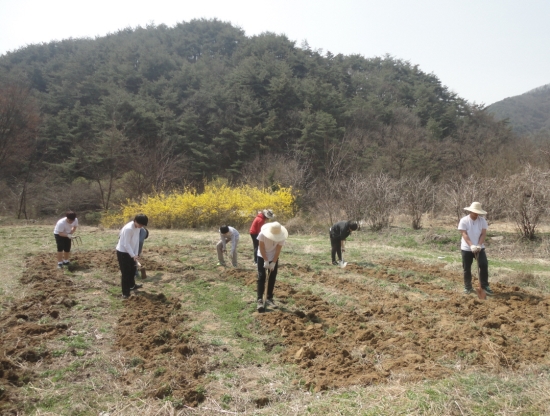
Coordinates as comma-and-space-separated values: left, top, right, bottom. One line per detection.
67, 234, 75, 239
470, 245, 480, 253
264, 261, 271, 270
268, 262, 275, 271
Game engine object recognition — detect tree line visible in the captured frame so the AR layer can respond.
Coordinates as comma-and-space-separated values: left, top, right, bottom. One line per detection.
0, 18, 548, 233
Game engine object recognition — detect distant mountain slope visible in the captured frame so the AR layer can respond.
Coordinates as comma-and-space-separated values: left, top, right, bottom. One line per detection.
487, 84, 550, 135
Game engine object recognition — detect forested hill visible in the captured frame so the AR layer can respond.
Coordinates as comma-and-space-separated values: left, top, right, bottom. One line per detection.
0, 19, 517, 216
488, 84, 550, 136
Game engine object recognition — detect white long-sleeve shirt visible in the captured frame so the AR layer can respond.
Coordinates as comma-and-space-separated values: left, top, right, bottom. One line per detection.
220, 226, 240, 255
116, 221, 141, 258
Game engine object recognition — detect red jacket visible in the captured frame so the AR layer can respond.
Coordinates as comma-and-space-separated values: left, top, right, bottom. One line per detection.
249, 212, 266, 234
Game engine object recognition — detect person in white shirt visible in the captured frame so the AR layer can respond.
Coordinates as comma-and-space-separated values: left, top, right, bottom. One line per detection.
116, 214, 148, 299
53, 211, 78, 269
458, 202, 491, 295
217, 225, 240, 267
256, 222, 288, 312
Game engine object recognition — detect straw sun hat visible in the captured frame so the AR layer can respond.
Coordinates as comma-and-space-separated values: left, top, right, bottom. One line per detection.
261, 221, 288, 242
464, 202, 487, 215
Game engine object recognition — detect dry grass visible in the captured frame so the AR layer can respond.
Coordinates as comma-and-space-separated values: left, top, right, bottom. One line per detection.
2, 220, 550, 415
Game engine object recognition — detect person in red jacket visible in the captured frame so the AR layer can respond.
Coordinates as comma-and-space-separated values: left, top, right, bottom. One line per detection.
249, 209, 275, 264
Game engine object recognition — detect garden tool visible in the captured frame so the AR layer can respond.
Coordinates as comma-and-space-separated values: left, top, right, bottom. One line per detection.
263, 262, 270, 310
339, 242, 347, 268
72, 235, 82, 246
473, 251, 486, 300
137, 261, 147, 279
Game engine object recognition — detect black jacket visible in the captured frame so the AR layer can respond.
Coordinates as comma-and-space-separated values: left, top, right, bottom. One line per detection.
330, 221, 353, 240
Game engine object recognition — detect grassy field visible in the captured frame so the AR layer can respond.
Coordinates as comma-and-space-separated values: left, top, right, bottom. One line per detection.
1, 219, 550, 415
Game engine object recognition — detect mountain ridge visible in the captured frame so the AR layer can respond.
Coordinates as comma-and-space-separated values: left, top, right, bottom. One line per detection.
487, 82, 550, 135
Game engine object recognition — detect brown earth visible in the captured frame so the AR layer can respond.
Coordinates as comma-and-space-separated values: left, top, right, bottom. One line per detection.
226, 260, 550, 392
1, 249, 550, 413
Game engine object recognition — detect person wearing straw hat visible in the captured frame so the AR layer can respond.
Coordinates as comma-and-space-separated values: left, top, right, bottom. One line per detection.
256, 221, 288, 312
458, 202, 492, 295
249, 209, 275, 264
217, 225, 240, 267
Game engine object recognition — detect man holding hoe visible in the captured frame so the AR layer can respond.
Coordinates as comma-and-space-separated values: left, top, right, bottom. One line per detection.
116, 214, 148, 299
458, 202, 492, 296
53, 210, 78, 269
217, 225, 240, 267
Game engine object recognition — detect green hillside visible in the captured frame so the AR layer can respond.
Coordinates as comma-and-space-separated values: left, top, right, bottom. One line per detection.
0, 19, 516, 217
488, 84, 550, 135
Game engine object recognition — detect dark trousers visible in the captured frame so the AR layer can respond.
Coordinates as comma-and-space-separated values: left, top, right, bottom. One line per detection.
257, 257, 278, 300
461, 249, 489, 289
250, 233, 259, 263
54, 234, 72, 252
330, 236, 342, 262
117, 250, 136, 296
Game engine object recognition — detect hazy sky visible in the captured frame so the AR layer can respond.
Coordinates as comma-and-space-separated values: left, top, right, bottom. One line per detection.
1, 0, 549, 105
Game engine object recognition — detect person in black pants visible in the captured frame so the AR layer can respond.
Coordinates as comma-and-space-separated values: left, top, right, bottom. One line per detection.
249, 209, 275, 264
458, 202, 491, 295
116, 214, 148, 299
329, 221, 358, 265
256, 222, 288, 312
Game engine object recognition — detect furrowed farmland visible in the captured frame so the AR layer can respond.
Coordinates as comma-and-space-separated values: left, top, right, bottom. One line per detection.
1, 222, 550, 415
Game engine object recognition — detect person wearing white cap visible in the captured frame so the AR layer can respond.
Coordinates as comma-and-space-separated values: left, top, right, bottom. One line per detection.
458, 202, 491, 295
256, 221, 288, 312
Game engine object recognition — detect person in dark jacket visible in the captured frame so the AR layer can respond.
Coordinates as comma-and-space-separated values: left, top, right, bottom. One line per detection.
249, 209, 275, 264
329, 221, 358, 265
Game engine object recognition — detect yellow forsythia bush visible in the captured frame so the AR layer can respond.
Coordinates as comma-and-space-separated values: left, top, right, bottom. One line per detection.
101, 183, 296, 229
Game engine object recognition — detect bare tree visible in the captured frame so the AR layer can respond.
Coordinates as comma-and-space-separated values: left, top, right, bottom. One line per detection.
240, 152, 313, 192
443, 176, 482, 223
504, 165, 550, 240
400, 176, 435, 229
0, 83, 40, 173
0, 83, 42, 218
363, 173, 399, 231
119, 138, 189, 201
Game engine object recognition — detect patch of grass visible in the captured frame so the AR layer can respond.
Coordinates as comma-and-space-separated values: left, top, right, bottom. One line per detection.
3, 224, 550, 415
59, 335, 90, 350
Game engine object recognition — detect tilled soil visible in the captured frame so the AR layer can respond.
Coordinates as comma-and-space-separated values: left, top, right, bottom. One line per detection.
1, 249, 550, 413
226, 260, 550, 392
0, 248, 210, 414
